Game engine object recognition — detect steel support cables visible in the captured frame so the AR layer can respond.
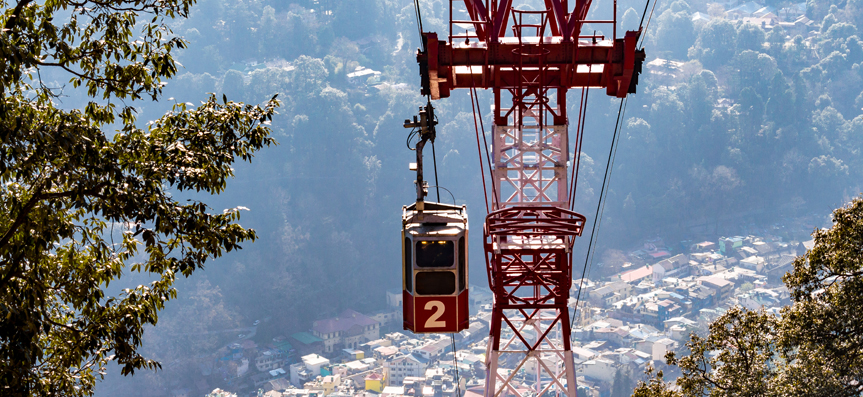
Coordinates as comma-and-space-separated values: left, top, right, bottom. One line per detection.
450, 334, 462, 397
413, 0, 425, 50
568, 88, 590, 211
568, 88, 585, 209
472, 86, 498, 210
639, 0, 660, 49
432, 138, 441, 201
470, 87, 491, 214
569, 0, 658, 331
571, 97, 628, 329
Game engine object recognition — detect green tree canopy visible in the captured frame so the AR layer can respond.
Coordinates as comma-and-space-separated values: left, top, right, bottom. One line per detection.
0, 0, 278, 395
689, 19, 737, 69
653, 9, 695, 59
736, 22, 766, 53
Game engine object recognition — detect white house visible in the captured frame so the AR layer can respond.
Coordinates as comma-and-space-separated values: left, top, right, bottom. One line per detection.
289, 354, 330, 387
580, 357, 616, 382
652, 338, 677, 363
414, 338, 450, 360
384, 354, 429, 386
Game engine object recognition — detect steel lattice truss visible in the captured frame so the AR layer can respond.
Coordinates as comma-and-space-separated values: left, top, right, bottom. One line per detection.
493, 123, 568, 208
484, 207, 584, 397
415, 0, 644, 396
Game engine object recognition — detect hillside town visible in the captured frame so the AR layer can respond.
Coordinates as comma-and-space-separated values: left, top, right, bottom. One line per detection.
191, 218, 815, 397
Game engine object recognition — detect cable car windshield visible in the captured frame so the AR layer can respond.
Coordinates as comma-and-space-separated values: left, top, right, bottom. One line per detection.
415, 240, 455, 267
415, 272, 456, 295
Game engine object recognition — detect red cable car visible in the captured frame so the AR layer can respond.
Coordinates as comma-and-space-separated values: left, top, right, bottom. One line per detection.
402, 201, 469, 333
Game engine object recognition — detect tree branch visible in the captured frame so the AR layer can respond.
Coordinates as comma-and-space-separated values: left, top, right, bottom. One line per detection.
3, 0, 36, 31
0, 182, 45, 250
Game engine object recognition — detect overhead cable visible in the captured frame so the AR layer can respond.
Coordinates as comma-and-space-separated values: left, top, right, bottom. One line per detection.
571, 97, 628, 329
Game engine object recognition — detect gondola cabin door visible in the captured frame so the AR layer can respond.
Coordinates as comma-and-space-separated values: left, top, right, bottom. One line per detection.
402, 202, 469, 333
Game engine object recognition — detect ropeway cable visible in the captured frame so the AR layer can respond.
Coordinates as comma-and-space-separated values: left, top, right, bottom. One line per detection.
450, 334, 462, 397
569, 0, 660, 332
571, 97, 628, 329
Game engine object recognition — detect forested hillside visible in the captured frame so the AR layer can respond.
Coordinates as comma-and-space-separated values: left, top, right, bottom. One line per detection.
89, 0, 862, 393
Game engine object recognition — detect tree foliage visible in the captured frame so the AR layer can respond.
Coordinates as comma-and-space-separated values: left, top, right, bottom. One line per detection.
0, 0, 279, 395
631, 196, 863, 397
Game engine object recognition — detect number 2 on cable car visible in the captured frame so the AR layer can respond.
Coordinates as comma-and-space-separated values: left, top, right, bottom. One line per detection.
424, 300, 446, 328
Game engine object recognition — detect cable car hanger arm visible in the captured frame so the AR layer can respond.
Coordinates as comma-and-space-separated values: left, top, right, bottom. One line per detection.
403, 101, 438, 209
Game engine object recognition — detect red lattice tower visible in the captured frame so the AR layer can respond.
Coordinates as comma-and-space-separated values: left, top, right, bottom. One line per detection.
416, 1, 644, 396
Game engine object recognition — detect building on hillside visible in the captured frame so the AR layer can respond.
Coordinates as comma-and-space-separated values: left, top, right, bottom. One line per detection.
720, 236, 745, 255
290, 332, 324, 356
766, 255, 796, 284
384, 354, 429, 386
620, 265, 653, 284
374, 345, 399, 361
652, 338, 677, 363
290, 354, 330, 387
347, 66, 382, 85
751, 241, 774, 256
580, 357, 615, 383
360, 338, 392, 358
312, 309, 381, 353
365, 372, 385, 392
386, 289, 403, 309
698, 276, 734, 301
652, 254, 690, 282
207, 389, 237, 397
739, 255, 766, 272
459, 320, 489, 344
523, 352, 564, 378
590, 282, 632, 306
382, 386, 406, 397
690, 241, 716, 252
305, 374, 341, 395
645, 58, 684, 84
415, 338, 450, 360
726, 1, 765, 19
256, 349, 286, 372
252, 368, 288, 388
369, 309, 401, 332
262, 378, 292, 394
282, 389, 320, 397
777, 15, 815, 36
271, 337, 296, 363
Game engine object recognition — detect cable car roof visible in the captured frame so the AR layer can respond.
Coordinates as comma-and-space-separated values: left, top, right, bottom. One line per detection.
402, 202, 468, 226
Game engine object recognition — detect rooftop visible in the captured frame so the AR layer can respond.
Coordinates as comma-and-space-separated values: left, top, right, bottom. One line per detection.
291, 332, 323, 345
313, 309, 378, 334
621, 266, 653, 283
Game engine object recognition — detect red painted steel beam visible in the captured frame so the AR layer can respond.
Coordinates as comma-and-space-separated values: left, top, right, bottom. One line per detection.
565, 0, 593, 41
490, 0, 513, 41
462, 0, 490, 41
544, 0, 567, 37
418, 32, 645, 100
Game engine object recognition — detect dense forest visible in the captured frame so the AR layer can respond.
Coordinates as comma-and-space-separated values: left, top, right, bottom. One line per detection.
78, 0, 863, 393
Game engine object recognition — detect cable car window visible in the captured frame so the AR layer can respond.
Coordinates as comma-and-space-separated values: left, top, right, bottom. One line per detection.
404, 237, 412, 292
458, 237, 466, 291
415, 240, 455, 268
415, 271, 456, 295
